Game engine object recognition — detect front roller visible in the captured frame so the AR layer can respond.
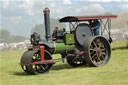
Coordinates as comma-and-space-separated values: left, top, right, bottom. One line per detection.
84, 36, 111, 67
20, 49, 54, 74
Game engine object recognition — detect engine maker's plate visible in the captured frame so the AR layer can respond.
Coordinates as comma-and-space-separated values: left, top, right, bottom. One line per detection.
75, 23, 93, 46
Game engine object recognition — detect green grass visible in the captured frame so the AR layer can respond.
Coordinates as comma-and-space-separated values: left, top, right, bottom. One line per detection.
0, 41, 128, 85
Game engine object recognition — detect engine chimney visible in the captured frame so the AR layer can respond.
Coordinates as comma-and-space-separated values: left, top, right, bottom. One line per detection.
43, 8, 51, 42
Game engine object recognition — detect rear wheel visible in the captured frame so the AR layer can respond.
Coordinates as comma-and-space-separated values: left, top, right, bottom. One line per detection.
84, 36, 111, 67
21, 50, 53, 74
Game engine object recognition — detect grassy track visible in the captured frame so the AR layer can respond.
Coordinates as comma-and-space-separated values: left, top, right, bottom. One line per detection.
0, 41, 128, 85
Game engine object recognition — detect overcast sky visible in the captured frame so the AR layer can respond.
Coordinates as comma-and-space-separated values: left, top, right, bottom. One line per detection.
1, 0, 128, 37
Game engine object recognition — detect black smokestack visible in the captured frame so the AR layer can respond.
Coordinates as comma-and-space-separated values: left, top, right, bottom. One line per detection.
43, 8, 51, 42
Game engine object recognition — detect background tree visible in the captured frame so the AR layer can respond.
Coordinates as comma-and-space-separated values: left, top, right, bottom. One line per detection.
0, 29, 13, 43
0, 29, 27, 43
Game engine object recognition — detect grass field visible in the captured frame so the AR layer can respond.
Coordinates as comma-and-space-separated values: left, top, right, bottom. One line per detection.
0, 41, 128, 85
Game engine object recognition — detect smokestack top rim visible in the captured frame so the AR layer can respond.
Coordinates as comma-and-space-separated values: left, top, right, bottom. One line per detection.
43, 7, 50, 14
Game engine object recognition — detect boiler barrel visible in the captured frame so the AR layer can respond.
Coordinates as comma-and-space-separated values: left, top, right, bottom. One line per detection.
53, 43, 75, 54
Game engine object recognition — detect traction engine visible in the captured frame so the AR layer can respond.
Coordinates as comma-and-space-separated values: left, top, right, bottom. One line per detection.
20, 8, 111, 74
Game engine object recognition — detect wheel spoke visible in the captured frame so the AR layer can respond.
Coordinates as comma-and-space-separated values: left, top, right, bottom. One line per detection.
90, 44, 93, 48
101, 55, 105, 60
93, 41, 97, 48
90, 48, 95, 51
90, 51, 95, 54
101, 48, 105, 51
91, 54, 97, 58
101, 52, 106, 55
98, 42, 102, 48
32, 65, 36, 69
94, 57, 99, 62
97, 57, 101, 62
40, 65, 46, 71
32, 56, 36, 60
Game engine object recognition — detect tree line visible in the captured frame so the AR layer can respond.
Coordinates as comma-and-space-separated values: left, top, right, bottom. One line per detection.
0, 29, 27, 43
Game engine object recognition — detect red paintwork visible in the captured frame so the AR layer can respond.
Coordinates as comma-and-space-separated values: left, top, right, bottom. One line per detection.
40, 46, 44, 61
59, 15, 118, 22
32, 60, 56, 65
75, 51, 88, 56
78, 16, 117, 21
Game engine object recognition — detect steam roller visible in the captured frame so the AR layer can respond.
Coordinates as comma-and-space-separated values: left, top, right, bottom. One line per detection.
20, 7, 112, 74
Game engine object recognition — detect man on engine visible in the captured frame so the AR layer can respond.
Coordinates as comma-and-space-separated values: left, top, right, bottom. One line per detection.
88, 19, 100, 36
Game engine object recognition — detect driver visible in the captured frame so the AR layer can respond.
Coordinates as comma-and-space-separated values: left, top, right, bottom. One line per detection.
52, 26, 59, 38
88, 19, 100, 36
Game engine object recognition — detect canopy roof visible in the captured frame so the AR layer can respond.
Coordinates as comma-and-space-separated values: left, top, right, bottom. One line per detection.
59, 14, 117, 22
